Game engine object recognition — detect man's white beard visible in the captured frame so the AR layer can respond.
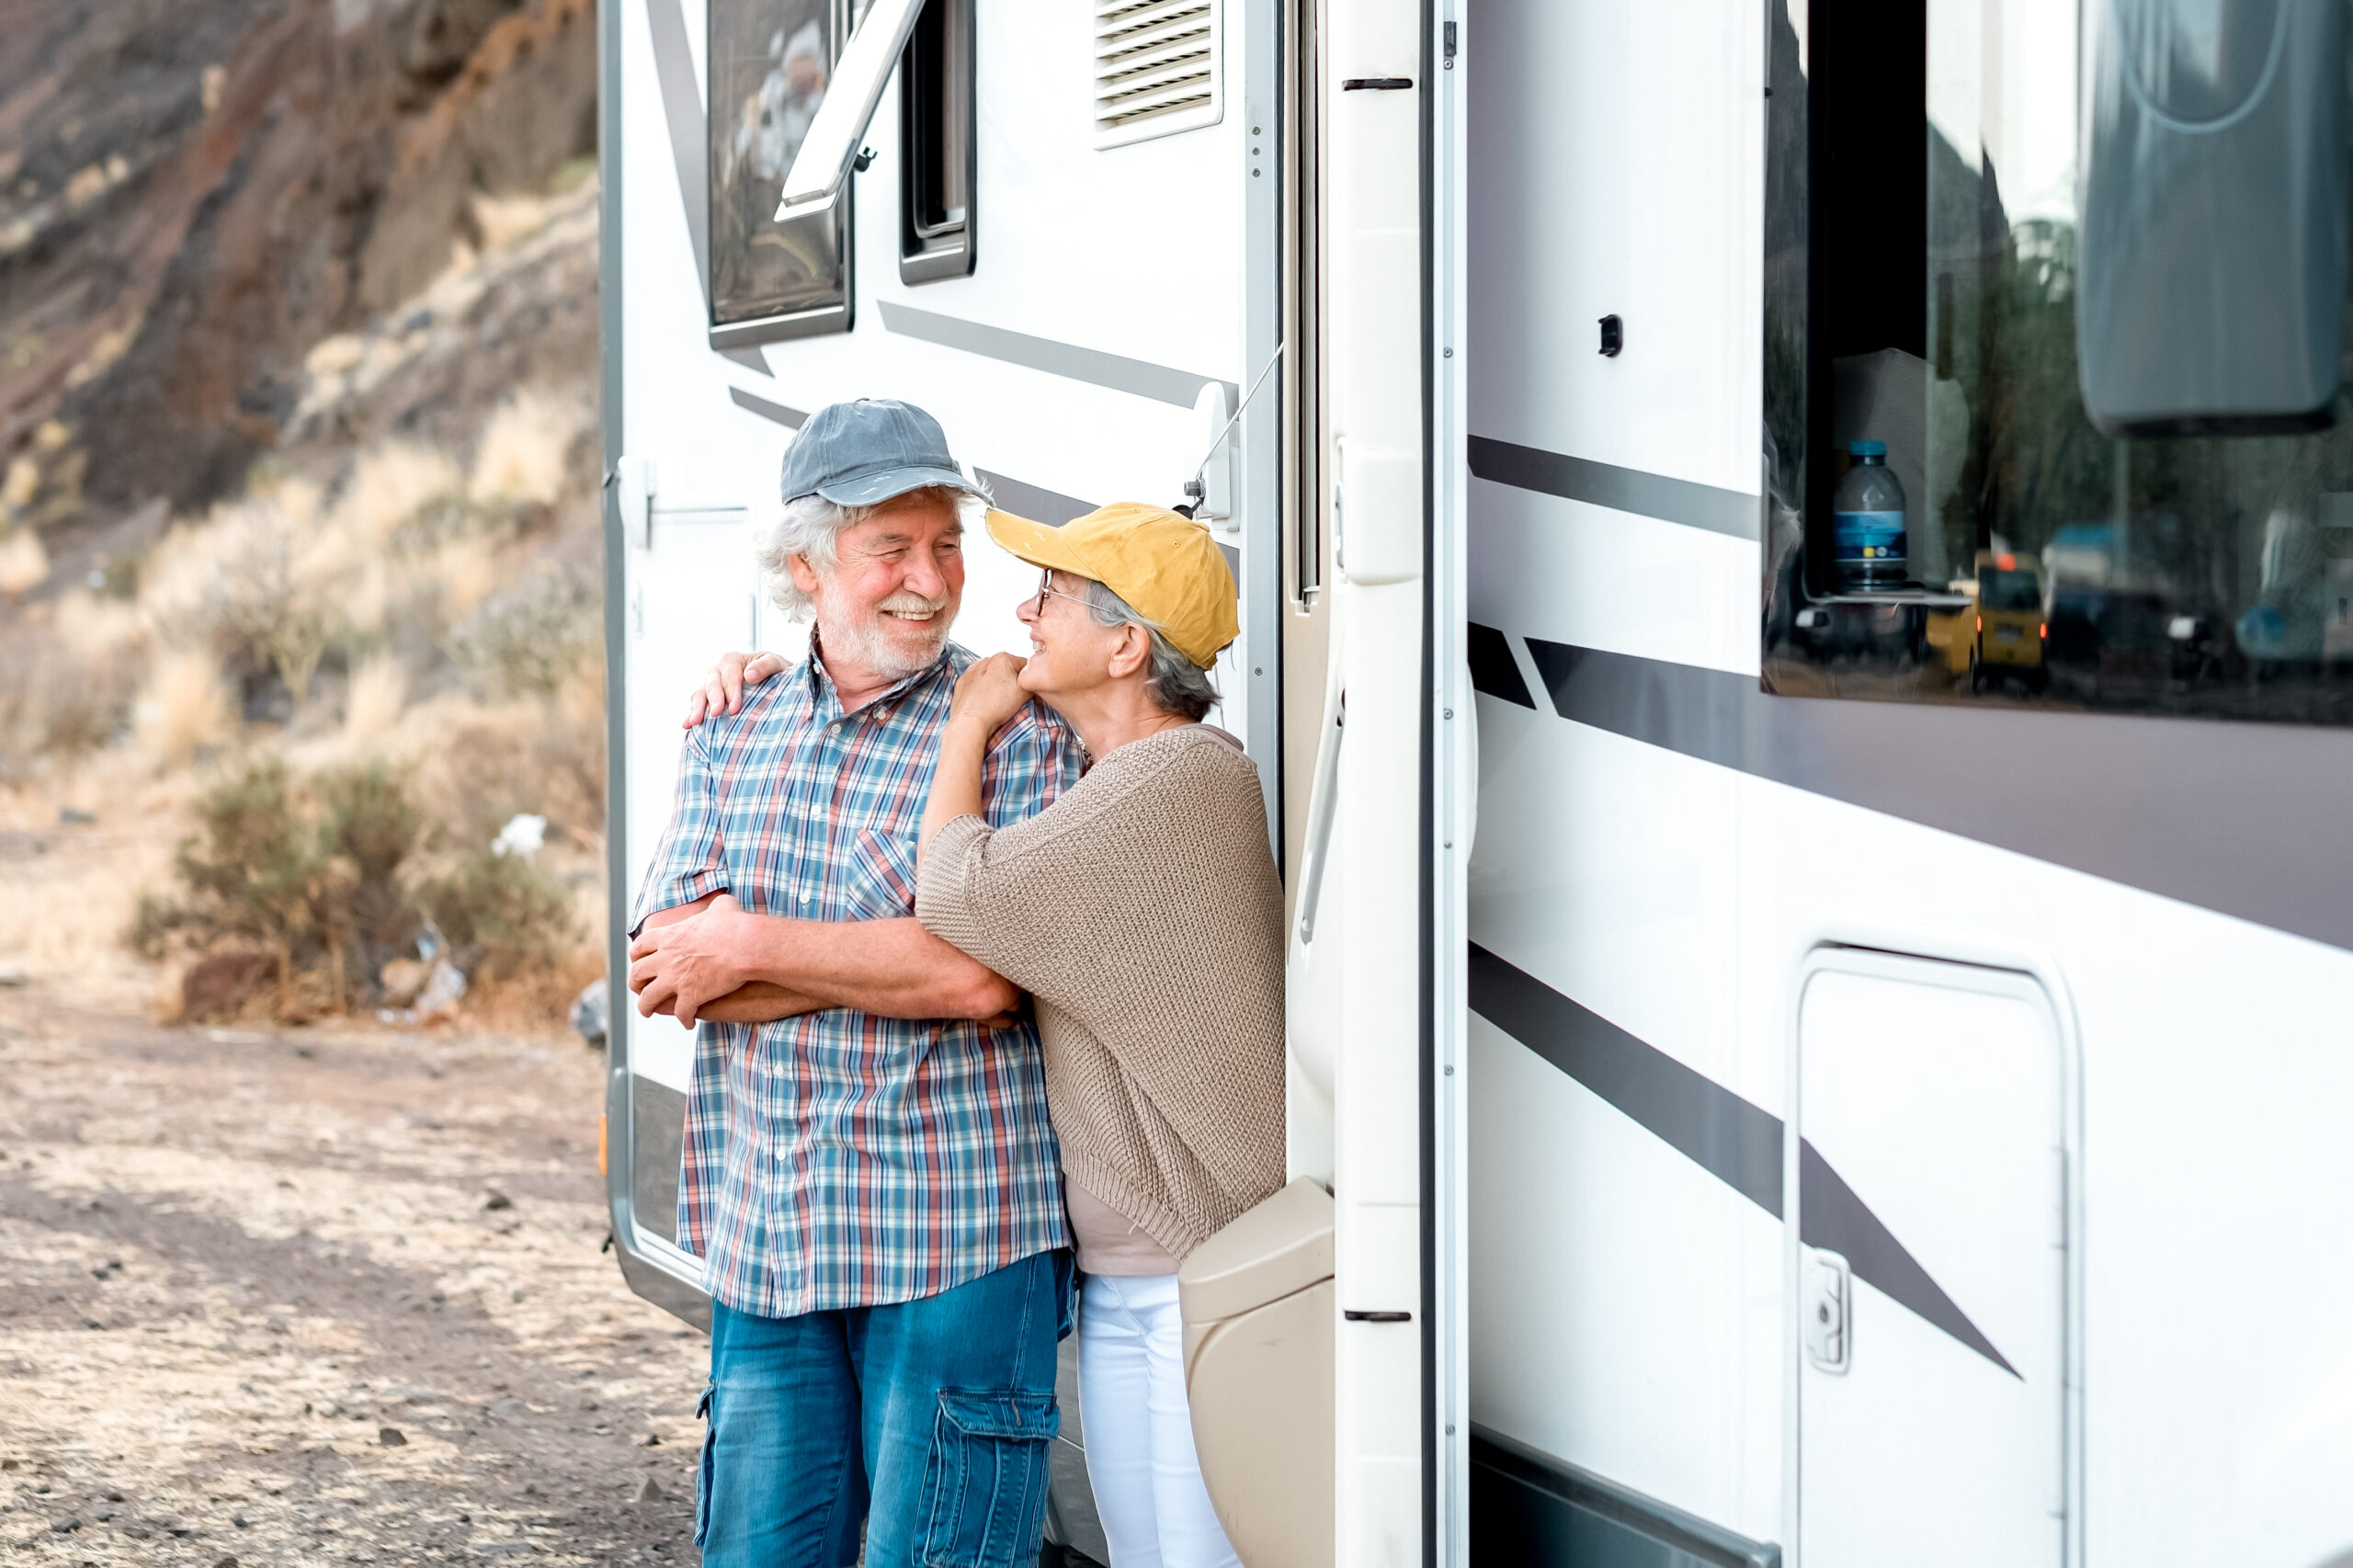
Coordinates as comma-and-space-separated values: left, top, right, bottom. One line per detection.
815, 581, 954, 682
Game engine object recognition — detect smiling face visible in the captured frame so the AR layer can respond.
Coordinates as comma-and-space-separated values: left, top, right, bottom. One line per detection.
1013, 569, 1142, 704
789, 491, 967, 687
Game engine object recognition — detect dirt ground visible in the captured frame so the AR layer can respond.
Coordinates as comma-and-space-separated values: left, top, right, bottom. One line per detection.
0, 984, 708, 1565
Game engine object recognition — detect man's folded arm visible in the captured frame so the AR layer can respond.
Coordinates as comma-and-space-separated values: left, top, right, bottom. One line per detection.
750, 915, 1019, 1021
629, 892, 1018, 1025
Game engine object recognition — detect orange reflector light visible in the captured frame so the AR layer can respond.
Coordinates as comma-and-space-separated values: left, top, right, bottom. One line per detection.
1975, 615, 1983, 633
1996, 553, 2016, 570
598, 1113, 608, 1177
2040, 623, 2048, 640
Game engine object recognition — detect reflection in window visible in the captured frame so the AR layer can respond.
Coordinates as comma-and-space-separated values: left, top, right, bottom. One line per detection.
900, 0, 975, 284
709, 0, 851, 345
1764, 0, 2353, 726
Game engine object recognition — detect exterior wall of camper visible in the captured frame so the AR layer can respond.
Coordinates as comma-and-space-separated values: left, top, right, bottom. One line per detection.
1465, 2, 2353, 1565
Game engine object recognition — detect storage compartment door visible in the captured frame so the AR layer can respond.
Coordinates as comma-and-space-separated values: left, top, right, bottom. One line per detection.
1794, 952, 2067, 1567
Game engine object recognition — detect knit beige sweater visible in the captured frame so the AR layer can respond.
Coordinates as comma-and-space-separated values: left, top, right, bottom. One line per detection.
916, 724, 1287, 1262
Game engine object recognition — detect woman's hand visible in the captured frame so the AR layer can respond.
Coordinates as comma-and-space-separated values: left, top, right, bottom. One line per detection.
683, 651, 790, 728
948, 652, 1030, 734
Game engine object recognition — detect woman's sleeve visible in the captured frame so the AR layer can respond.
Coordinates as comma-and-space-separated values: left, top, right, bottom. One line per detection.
915, 772, 1135, 995
914, 814, 1013, 969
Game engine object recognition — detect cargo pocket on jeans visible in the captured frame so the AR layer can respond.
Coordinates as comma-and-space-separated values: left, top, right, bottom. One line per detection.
917, 1389, 1060, 1568
692, 1381, 716, 1550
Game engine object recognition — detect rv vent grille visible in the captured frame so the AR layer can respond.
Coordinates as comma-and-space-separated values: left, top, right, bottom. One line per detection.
1092, 0, 1222, 149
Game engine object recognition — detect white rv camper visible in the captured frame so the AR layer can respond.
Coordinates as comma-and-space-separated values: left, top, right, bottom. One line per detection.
600, 0, 2353, 1563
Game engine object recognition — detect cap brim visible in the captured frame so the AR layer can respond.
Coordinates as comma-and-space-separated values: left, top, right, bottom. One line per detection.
809, 465, 977, 506
984, 508, 1097, 576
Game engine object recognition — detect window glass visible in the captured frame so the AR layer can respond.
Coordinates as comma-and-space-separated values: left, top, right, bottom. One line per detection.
709, 0, 850, 339
900, 0, 975, 283
1764, 0, 2353, 724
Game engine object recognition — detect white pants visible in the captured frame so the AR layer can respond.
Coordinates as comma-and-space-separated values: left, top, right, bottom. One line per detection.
1077, 1272, 1244, 1568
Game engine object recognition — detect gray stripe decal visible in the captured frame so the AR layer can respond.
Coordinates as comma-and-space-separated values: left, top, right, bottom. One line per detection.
975, 468, 1094, 526
972, 468, 1239, 579
879, 301, 1237, 409
643, 0, 709, 307
1469, 435, 1761, 541
729, 387, 808, 428
644, 0, 772, 377
1522, 637, 2353, 954
1469, 942, 2018, 1377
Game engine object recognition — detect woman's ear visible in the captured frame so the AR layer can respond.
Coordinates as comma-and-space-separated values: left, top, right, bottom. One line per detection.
1106, 622, 1152, 680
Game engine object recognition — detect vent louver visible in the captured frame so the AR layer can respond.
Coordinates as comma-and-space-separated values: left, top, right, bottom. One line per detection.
1092, 0, 1222, 149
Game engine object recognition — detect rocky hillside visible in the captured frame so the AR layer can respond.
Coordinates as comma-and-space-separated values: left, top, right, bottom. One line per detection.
0, 0, 609, 1029
0, 0, 597, 570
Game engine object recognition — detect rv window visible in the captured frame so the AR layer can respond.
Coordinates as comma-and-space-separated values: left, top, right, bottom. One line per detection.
1763, 0, 2353, 727
707, 0, 851, 346
900, 0, 976, 284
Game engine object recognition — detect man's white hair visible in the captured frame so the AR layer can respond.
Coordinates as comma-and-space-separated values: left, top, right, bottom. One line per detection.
752, 483, 988, 620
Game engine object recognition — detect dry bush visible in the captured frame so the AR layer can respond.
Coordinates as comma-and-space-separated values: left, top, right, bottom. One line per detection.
142, 486, 360, 713
410, 687, 604, 855
471, 392, 583, 508
130, 752, 585, 1023
448, 554, 600, 699
0, 607, 140, 779
131, 648, 235, 768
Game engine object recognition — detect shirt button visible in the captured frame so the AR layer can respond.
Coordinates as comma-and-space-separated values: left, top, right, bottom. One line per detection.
800, 891, 813, 903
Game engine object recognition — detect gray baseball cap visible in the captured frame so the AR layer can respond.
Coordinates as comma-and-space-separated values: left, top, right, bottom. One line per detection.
779, 398, 975, 506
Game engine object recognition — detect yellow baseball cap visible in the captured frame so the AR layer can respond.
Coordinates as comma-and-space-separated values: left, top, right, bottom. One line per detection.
985, 501, 1239, 668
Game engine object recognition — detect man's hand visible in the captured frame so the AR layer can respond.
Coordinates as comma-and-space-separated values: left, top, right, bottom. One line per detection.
683, 651, 790, 728
631, 892, 766, 1027
948, 652, 1031, 735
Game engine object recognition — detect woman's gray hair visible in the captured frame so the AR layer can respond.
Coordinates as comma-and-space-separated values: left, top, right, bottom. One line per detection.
1080, 576, 1219, 722
753, 483, 987, 620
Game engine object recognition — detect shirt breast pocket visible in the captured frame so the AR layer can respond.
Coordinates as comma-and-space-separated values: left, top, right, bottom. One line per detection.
844, 825, 918, 919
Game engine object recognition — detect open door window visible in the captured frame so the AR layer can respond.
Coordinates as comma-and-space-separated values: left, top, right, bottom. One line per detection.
899, 0, 975, 283
773, 0, 931, 224
708, 0, 854, 347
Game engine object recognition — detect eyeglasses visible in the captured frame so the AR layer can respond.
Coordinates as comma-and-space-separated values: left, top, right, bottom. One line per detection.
1025, 570, 1092, 618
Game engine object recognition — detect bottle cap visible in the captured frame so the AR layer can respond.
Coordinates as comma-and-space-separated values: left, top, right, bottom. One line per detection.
1848, 440, 1886, 457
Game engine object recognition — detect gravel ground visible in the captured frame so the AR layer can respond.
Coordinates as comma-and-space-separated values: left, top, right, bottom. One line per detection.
0, 989, 707, 1565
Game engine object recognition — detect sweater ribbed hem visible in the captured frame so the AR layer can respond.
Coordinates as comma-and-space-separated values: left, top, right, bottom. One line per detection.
1063, 1142, 1205, 1261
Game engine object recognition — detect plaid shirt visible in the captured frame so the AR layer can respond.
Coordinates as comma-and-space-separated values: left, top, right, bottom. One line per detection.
631, 640, 1083, 1318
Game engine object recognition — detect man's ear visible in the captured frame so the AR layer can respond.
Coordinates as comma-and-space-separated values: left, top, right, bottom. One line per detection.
785, 552, 823, 596
1107, 623, 1152, 680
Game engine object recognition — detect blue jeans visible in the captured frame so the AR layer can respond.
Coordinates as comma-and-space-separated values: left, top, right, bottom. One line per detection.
697, 1249, 1074, 1568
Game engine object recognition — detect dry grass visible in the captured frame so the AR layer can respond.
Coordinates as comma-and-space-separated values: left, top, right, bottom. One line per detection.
0, 524, 46, 596
131, 646, 236, 767
332, 439, 463, 545
344, 651, 408, 744
470, 392, 581, 508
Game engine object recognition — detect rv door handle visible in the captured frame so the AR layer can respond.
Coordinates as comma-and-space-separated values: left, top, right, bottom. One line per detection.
1343, 1310, 1411, 1323
1804, 1248, 1851, 1374
1341, 78, 1413, 91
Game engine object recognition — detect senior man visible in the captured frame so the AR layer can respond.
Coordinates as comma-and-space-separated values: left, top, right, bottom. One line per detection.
626, 399, 1083, 1568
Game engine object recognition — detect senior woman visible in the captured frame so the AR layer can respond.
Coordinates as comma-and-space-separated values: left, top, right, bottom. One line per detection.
690, 502, 1284, 1568
916, 502, 1284, 1568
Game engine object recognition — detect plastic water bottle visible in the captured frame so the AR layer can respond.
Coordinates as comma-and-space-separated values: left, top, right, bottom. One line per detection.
1834, 440, 1906, 592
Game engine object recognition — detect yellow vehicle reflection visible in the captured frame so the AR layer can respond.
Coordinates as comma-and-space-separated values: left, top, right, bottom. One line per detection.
1971, 554, 2046, 691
